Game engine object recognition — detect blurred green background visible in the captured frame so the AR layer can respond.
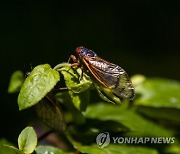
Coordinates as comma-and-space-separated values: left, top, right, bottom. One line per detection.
0, 1, 180, 143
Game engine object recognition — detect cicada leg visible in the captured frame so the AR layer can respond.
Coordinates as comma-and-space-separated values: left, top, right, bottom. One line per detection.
68, 55, 79, 66
68, 55, 84, 81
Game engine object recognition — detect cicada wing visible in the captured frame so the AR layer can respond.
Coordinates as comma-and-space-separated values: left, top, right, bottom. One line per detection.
87, 57, 134, 100
112, 70, 134, 100
35, 97, 66, 132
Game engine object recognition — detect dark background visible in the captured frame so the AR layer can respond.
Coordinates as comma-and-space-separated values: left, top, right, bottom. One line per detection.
0, 1, 180, 142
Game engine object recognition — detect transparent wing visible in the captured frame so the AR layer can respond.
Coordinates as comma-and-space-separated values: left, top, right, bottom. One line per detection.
35, 96, 66, 131
87, 57, 135, 100
112, 70, 134, 100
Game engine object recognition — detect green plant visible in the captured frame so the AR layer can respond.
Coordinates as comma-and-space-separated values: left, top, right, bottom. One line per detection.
1, 63, 180, 154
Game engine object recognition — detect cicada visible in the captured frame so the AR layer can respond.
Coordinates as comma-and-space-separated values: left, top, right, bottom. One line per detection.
69, 46, 135, 103
35, 95, 66, 132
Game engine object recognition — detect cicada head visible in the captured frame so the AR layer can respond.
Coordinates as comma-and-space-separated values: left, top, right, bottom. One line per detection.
76, 46, 97, 60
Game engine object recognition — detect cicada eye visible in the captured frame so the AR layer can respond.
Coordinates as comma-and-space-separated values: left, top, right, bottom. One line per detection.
76, 48, 81, 54
76, 47, 97, 57
87, 51, 96, 57
76, 47, 86, 56
80, 49, 87, 56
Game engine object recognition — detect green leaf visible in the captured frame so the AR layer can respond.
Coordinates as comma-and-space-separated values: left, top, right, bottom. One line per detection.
0, 138, 13, 146
18, 64, 60, 110
165, 142, 180, 154
74, 144, 105, 154
0, 139, 24, 154
84, 103, 173, 137
18, 127, 37, 154
8, 70, 24, 93
131, 74, 146, 87
74, 144, 158, 154
137, 106, 180, 124
134, 78, 180, 109
59, 64, 92, 111
69, 90, 90, 111
0, 145, 24, 154
55, 92, 85, 124
35, 145, 73, 154
59, 64, 93, 93
95, 85, 121, 104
